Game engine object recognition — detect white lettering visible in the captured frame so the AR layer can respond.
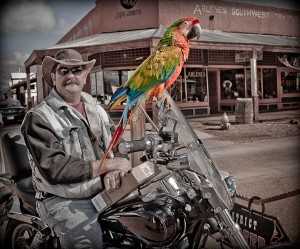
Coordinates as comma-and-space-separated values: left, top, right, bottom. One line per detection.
231, 212, 258, 231
231, 8, 269, 19
193, 5, 202, 15
275, 13, 300, 22
187, 71, 206, 78
192, 4, 300, 23
193, 4, 227, 15
253, 220, 257, 231
244, 216, 248, 227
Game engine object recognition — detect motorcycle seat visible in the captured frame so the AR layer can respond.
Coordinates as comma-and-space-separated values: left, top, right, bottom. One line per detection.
15, 175, 38, 216
2, 129, 31, 181
2, 128, 38, 216
15, 176, 36, 196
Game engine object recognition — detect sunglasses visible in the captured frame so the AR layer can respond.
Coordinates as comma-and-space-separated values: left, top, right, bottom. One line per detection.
56, 66, 85, 75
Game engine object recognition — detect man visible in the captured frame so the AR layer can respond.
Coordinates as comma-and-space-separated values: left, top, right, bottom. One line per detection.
21, 49, 131, 248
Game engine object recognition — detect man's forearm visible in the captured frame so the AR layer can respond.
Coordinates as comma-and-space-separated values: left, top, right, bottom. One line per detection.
91, 157, 131, 178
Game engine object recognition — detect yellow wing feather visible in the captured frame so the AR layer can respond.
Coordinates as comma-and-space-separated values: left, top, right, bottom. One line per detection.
124, 46, 182, 90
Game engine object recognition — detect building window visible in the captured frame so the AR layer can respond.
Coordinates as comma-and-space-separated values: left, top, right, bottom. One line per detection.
90, 71, 104, 101
209, 50, 236, 64
169, 70, 184, 102
103, 70, 128, 100
245, 68, 277, 99
90, 70, 129, 104
185, 68, 207, 102
281, 71, 300, 94
220, 69, 245, 99
169, 68, 208, 103
246, 68, 262, 98
102, 48, 150, 67
262, 68, 277, 98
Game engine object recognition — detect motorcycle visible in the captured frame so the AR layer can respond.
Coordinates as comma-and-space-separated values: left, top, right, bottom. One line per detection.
0, 92, 294, 248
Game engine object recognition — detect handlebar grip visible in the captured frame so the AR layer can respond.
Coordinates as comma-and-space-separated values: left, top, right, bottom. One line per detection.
118, 139, 147, 154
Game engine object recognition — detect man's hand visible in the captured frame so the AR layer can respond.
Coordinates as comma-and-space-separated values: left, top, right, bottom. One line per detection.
104, 170, 126, 190
92, 157, 131, 177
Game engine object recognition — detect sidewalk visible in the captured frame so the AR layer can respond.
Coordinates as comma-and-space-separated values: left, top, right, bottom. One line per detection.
186, 108, 300, 145
188, 108, 300, 124
124, 109, 300, 142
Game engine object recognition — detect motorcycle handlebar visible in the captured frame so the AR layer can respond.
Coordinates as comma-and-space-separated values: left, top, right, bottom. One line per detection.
118, 134, 163, 154
118, 139, 147, 154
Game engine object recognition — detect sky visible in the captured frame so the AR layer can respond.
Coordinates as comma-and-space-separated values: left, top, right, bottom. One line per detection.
0, 0, 299, 91
0, 0, 95, 90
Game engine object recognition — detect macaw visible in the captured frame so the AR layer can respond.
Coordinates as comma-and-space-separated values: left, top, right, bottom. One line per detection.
101, 17, 201, 165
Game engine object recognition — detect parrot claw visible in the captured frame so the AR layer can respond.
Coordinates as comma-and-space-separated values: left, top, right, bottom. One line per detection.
158, 94, 167, 104
156, 94, 172, 125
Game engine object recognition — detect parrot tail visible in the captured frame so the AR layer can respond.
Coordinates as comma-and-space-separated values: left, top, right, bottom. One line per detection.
98, 109, 132, 172
108, 87, 128, 110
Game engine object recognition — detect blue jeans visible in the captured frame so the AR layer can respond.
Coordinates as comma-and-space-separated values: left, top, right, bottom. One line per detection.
36, 196, 103, 249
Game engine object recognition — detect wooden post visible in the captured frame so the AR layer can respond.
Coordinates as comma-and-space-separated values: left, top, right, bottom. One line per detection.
26, 71, 32, 109
251, 48, 259, 122
130, 100, 146, 167
152, 100, 158, 127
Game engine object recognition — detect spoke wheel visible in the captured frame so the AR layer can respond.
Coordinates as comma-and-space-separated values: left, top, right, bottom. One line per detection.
11, 223, 37, 249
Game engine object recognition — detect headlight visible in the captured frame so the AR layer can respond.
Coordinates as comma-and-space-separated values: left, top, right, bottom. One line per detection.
224, 175, 237, 200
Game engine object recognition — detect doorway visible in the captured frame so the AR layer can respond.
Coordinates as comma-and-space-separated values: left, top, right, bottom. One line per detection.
208, 71, 219, 113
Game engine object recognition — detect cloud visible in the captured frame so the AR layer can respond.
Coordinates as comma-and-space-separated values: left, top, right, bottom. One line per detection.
0, 0, 56, 33
53, 18, 74, 37
0, 0, 95, 88
6, 51, 30, 66
0, 51, 30, 86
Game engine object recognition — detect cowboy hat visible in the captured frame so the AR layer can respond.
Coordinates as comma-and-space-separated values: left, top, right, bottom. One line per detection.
42, 49, 96, 86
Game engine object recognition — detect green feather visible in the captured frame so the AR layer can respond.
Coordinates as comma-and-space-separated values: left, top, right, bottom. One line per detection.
122, 18, 186, 91
124, 46, 182, 91
159, 19, 184, 46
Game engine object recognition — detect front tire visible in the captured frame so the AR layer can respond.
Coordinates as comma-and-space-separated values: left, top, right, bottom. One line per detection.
11, 223, 37, 249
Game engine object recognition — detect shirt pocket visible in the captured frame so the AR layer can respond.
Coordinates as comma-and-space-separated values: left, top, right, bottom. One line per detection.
62, 126, 82, 158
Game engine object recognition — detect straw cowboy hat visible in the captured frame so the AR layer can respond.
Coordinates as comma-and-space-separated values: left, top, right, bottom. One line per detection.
42, 49, 96, 86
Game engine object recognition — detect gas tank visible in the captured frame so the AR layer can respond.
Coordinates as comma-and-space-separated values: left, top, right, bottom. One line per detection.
102, 194, 186, 247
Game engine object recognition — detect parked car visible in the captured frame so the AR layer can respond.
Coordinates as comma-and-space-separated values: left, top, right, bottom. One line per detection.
0, 99, 26, 123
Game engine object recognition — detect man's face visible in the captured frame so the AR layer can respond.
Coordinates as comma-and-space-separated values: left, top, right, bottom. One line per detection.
51, 64, 87, 98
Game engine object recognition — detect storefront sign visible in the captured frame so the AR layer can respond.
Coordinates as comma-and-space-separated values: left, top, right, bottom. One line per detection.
193, 4, 300, 23
235, 51, 263, 62
116, 9, 142, 19
186, 70, 206, 78
227, 203, 290, 249
117, 0, 141, 19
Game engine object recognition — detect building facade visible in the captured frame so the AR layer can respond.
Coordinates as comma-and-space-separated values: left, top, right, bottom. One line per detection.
23, 0, 300, 118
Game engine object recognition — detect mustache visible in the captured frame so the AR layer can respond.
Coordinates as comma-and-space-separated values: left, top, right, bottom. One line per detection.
63, 78, 80, 86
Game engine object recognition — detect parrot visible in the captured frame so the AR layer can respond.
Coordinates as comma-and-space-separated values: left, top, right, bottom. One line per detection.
100, 17, 201, 166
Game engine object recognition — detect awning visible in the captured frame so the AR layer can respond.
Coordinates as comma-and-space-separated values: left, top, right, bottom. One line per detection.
44, 28, 300, 51
10, 77, 37, 89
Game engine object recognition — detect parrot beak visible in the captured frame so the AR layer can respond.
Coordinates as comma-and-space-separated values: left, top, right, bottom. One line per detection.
187, 23, 201, 40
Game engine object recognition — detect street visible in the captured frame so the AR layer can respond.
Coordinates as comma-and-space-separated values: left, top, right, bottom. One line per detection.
204, 135, 300, 243
1, 120, 299, 244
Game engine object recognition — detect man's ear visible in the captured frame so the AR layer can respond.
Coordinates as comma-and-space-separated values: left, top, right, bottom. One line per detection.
51, 73, 56, 86
83, 72, 87, 85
